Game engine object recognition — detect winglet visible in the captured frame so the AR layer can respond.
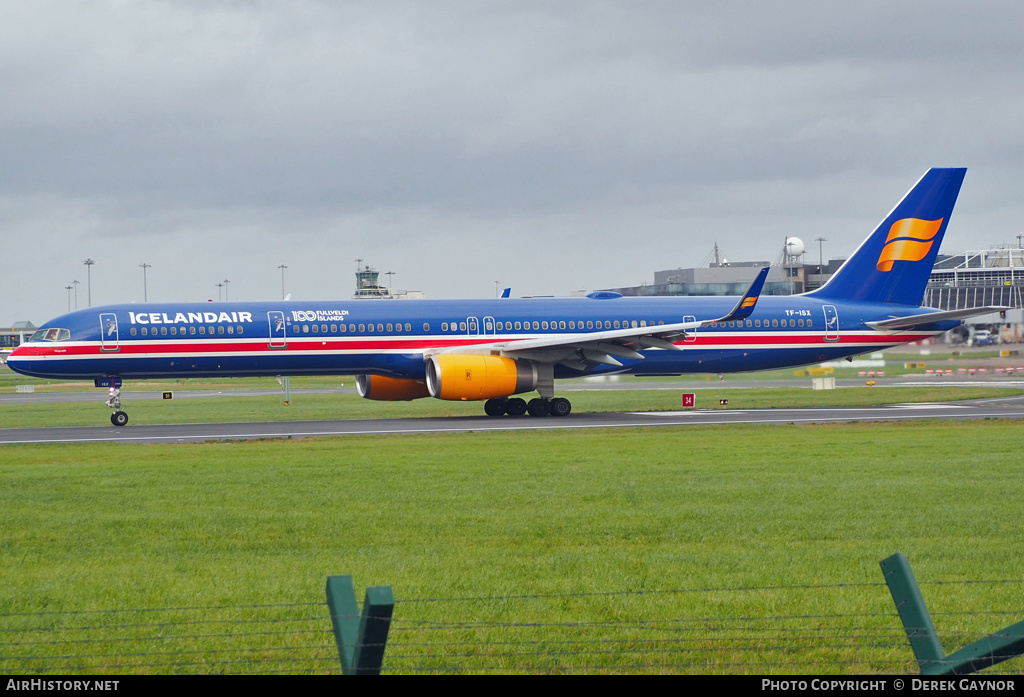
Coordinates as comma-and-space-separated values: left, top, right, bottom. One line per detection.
500, 288, 511, 298
712, 266, 769, 324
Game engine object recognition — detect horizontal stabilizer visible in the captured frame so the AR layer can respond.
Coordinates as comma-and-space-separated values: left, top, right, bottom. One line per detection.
866, 306, 1010, 330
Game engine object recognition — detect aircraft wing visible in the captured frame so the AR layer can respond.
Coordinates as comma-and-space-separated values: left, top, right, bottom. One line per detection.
866, 306, 1010, 331
435, 267, 769, 369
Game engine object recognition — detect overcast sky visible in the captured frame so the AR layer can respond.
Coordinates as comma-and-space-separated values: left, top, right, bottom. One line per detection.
3, 1, 1023, 323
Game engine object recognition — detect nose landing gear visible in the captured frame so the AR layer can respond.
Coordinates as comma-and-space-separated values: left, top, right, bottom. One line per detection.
104, 386, 129, 427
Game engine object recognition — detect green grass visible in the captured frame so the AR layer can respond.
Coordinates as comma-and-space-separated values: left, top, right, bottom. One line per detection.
2, 421, 1024, 674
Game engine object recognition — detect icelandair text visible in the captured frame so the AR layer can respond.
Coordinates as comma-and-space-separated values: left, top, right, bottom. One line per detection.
128, 311, 253, 325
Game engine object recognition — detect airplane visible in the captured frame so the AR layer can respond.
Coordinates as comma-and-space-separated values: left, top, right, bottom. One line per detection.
7, 168, 1007, 426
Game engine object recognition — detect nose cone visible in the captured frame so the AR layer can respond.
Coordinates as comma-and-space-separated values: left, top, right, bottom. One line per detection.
6, 344, 37, 377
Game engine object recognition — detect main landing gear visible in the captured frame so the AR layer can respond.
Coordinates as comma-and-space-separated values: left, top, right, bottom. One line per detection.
484, 396, 571, 418
105, 387, 129, 427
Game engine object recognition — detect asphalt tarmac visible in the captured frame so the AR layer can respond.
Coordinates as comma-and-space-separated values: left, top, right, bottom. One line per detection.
2, 392, 1023, 445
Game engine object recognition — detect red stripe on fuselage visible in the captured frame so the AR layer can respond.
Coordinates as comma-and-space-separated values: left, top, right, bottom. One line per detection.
11, 330, 933, 360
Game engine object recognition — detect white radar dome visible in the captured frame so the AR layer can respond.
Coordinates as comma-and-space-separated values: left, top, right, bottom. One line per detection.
784, 237, 805, 257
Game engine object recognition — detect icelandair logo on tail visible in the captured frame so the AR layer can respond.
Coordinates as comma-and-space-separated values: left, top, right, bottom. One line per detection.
740, 296, 757, 309
875, 218, 943, 272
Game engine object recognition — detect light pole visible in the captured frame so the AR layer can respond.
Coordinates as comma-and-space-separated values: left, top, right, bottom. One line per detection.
385, 271, 395, 296
223, 279, 230, 302
65, 285, 73, 312
216, 282, 224, 301
72, 280, 79, 310
83, 259, 95, 307
815, 235, 827, 274
278, 265, 287, 300
140, 263, 151, 302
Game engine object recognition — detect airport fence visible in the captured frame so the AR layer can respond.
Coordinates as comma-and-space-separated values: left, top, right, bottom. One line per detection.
2, 572, 1023, 675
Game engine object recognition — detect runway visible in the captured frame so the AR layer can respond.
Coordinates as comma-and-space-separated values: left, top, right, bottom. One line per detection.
3, 393, 1023, 445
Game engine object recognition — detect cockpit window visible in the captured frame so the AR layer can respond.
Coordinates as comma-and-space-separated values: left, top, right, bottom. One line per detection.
31, 328, 71, 342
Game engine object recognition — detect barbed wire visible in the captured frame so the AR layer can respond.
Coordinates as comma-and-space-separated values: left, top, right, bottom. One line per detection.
2, 579, 1022, 675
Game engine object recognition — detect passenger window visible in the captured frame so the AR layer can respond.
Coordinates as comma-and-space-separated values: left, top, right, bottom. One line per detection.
405, 323, 411, 332
190, 326, 197, 335
532, 321, 539, 330
442, 322, 448, 331
515, 321, 521, 330
459, 322, 467, 331
130, 327, 137, 336
237, 326, 243, 334
754, 320, 761, 327
569, 321, 575, 329
422, 323, 430, 331
542, 321, 549, 330
387, 323, 393, 332
226, 326, 233, 334
807, 319, 813, 327
218, 326, 224, 334
359, 324, 365, 332
771, 319, 778, 328
312, 324, 319, 333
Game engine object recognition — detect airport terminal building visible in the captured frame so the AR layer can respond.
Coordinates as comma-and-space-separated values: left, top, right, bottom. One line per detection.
1, 321, 36, 352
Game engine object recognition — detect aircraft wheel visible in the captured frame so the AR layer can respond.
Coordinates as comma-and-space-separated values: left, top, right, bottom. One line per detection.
550, 397, 572, 417
527, 398, 551, 417
111, 411, 129, 427
505, 398, 527, 416
484, 398, 506, 417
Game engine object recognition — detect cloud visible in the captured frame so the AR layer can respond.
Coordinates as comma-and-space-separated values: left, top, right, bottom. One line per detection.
2, 2, 1023, 322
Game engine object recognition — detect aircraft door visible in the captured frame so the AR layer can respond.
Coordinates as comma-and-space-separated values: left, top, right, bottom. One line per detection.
683, 315, 697, 342
466, 317, 479, 335
268, 311, 287, 348
99, 313, 119, 351
483, 316, 496, 335
823, 305, 840, 342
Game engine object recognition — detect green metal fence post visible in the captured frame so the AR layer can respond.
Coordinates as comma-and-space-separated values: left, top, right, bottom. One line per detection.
879, 553, 945, 673
881, 553, 1024, 675
325, 575, 394, 675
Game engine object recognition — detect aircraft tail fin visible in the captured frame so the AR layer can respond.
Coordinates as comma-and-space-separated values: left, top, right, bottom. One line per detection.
807, 168, 966, 306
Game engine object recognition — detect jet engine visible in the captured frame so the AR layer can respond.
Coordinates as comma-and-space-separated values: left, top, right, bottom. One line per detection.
355, 374, 431, 401
426, 354, 538, 401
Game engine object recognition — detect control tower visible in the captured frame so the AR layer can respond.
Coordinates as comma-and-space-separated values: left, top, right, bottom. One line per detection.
353, 264, 391, 299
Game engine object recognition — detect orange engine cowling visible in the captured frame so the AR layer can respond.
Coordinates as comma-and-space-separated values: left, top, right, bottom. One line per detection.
356, 374, 431, 401
426, 354, 538, 401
